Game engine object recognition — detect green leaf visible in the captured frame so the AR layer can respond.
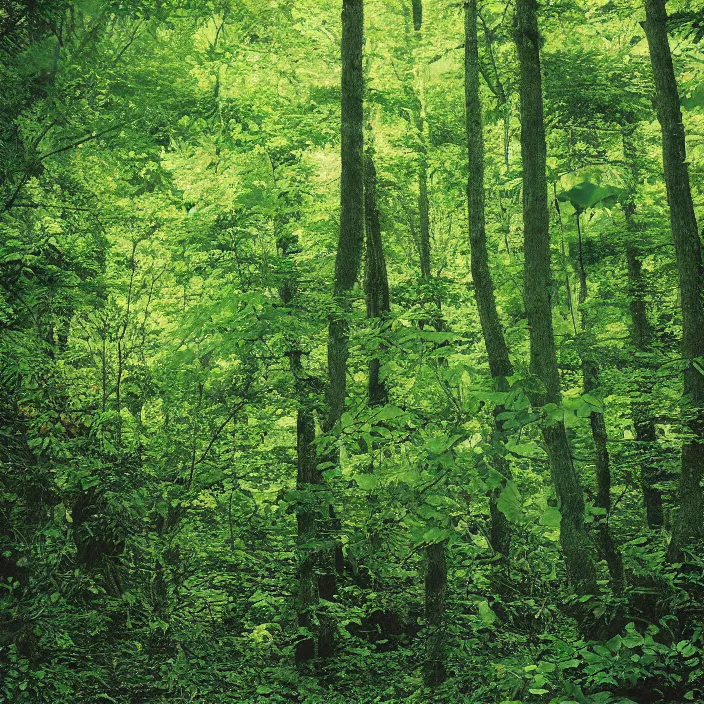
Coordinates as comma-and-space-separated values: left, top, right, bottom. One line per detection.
422, 527, 452, 544
606, 635, 622, 652
682, 82, 704, 110
80, 476, 100, 490
375, 405, 405, 421
427, 434, 463, 455
420, 331, 455, 343
352, 474, 379, 491
497, 481, 524, 523
540, 507, 562, 528
478, 599, 497, 626
557, 181, 623, 211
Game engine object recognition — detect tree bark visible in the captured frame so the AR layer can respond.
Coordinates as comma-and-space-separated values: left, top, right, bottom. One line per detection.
643, 0, 704, 560
515, 0, 597, 595
465, 0, 513, 558
423, 540, 447, 687
412, 3, 431, 283
292, 349, 319, 665
575, 214, 625, 594
364, 147, 390, 408
410, 2, 450, 685
418, 154, 431, 281
622, 125, 664, 529
274, 156, 321, 663
412, 0, 423, 32
319, 0, 366, 658
327, 0, 365, 430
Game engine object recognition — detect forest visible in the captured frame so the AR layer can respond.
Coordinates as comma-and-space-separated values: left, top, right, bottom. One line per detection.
1, 0, 704, 702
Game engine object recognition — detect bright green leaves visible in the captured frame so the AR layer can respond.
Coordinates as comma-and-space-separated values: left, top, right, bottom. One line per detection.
542, 392, 605, 427
374, 404, 406, 422
496, 481, 564, 537
682, 81, 704, 111
578, 393, 604, 415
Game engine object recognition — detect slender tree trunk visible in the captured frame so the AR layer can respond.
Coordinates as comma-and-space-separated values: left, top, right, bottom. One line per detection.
408, 2, 449, 684
412, 0, 423, 31
410, 0, 432, 283
423, 540, 447, 687
622, 125, 664, 528
515, 0, 597, 595
279, 236, 319, 665
407, 0, 444, 330
327, 0, 365, 429
575, 214, 625, 594
465, 0, 513, 558
643, 0, 704, 560
418, 155, 431, 281
318, 0, 365, 658
292, 350, 319, 664
364, 147, 390, 408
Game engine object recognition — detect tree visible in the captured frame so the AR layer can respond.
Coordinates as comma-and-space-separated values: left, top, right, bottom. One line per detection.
465, 0, 514, 559
622, 123, 665, 529
318, 0, 366, 658
643, 0, 704, 560
4, 0, 704, 701
364, 145, 390, 407
514, 0, 597, 595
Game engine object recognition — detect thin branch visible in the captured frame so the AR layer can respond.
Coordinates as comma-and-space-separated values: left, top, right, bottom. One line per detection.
39, 122, 128, 160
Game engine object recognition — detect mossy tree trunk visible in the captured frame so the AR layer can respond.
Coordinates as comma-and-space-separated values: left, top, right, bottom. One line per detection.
574, 214, 625, 594
465, 0, 513, 559
364, 146, 390, 408
514, 0, 597, 595
278, 237, 319, 665
643, 0, 704, 561
412, 1, 431, 283
423, 540, 447, 687
318, 0, 366, 659
409, 2, 449, 687
622, 125, 664, 529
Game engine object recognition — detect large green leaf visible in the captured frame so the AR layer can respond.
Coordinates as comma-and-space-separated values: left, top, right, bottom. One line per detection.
557, 181, 624, 211
497, 481, 524, 523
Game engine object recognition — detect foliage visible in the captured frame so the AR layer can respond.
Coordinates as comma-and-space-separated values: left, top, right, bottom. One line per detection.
0, 0, 703, 702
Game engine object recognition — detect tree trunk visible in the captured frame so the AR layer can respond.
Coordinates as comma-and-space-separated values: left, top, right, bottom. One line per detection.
412, 0, 423, 32
327, 0, 365, 428
418, 147, 431, 282
465, 0, 512, 559
318, 0, 366, 658
423, 540, 447, 687
622, 125, 664, 529
514, 0, 597, 595
279, 236, 319, 665
292, 350, 319, 665
411, 82, 431, 286
408, 1, 449, 684
408, 0, 431, 284
364, 147, 390, 408
575, 214, 625, 594
643, 0, 704, 560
